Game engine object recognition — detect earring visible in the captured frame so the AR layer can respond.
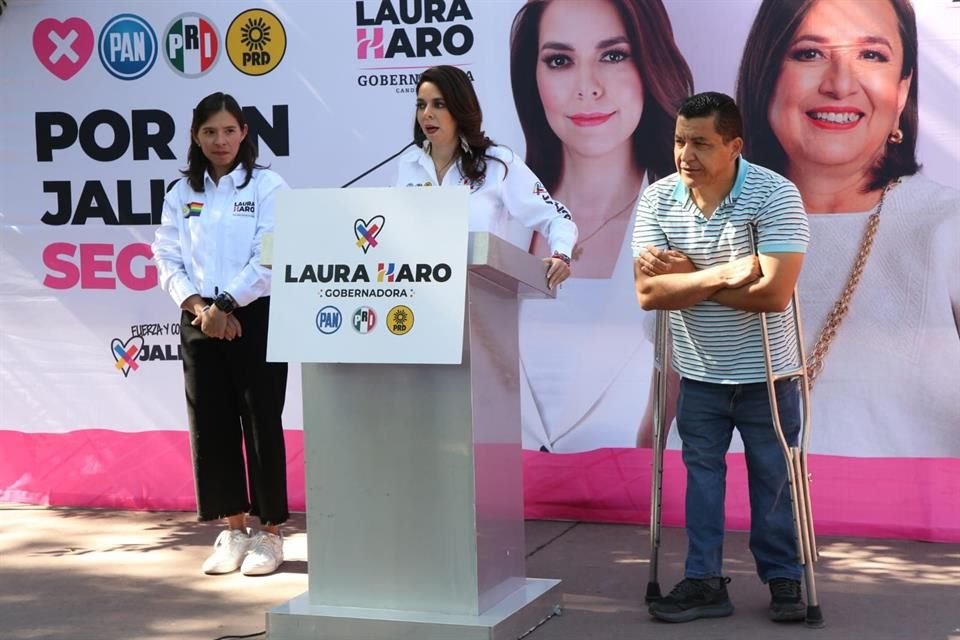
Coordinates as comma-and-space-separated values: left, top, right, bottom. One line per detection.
888, 128, 904, 145
459, 134, 472, 156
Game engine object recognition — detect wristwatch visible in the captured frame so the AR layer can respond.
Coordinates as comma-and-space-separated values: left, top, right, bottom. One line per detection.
552, 251, 571, 266
213, 291, 237, 314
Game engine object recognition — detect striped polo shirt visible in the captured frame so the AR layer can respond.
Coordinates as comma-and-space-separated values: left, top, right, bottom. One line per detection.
631, 157, 809, 384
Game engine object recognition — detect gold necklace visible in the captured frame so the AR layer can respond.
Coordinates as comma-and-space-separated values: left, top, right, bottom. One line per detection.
571, 194, 639, 261
805, 180, 896, 388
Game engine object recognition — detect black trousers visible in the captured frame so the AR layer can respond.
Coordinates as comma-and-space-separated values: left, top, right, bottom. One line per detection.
180, 296, 289, 525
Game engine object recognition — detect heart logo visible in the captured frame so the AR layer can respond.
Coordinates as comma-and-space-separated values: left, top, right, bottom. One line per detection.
111, 336, 145, 378
354, 215, 385, 254
33, 17, 94, 80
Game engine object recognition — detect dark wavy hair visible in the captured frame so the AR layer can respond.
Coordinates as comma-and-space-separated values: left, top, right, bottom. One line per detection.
737, 0, 919, 191
183, 92, 260, 192
510, 0, 693, 192
413, 66, 503, 183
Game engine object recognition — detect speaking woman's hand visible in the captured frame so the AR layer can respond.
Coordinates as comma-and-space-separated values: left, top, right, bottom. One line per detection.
544, 256, 571, 290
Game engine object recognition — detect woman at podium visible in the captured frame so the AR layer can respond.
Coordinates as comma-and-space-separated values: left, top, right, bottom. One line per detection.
395, 65, 578, 291
152, 92, 291, 577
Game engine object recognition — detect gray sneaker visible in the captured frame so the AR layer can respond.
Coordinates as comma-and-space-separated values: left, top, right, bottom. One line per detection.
648, 577, 734, 623
768, 578, 805, 622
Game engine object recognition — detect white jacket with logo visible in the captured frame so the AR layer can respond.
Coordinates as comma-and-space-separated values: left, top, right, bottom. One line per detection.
152, 165, 287, 308
395, 144, 577, 256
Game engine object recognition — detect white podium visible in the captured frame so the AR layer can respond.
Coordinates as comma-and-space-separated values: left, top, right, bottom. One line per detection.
266, 231, 562, 639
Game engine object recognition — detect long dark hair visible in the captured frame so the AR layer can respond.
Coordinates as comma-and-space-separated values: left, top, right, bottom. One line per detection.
737, 0, 919, 191
413, 66, 503, 183
510, 0, 693, 192
182, 92, 260, 192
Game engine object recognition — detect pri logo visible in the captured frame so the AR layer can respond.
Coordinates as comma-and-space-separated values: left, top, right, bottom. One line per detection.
98, 14, 158, 80
316, 305, 343, 335
387, 305, 414, 336
352, 307, 377, 334
164, 13, 220, 77
111, 336, 144, 377
226, 9, 286, 76
357, 27, 385, 59
33, 17, 94, 80
355, 215, 385, 253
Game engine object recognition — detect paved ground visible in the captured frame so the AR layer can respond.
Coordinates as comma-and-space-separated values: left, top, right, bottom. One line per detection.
1, 504, 958, 640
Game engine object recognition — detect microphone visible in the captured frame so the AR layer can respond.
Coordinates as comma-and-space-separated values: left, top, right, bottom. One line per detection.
340, 141, 417, 188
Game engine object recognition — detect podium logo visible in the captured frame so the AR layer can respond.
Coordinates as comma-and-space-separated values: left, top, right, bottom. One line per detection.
111, 336, 144, 377
355, 215, 385, 253
387, 305, 414, 335
316, 305, 343, 334
226, 9, 286, 76
352, 307, 377, 334
98, 14, 158, 80
164, 13, 220, 78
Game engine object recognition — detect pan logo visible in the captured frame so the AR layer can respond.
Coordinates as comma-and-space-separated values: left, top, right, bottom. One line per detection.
163, 13, 220, 77
98, 14, 158, 80
316, 305, 343, 335
352, 307, 377, 334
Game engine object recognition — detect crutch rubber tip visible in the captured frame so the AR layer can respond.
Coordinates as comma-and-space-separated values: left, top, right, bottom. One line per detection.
804, 604, 825, 628
644, 582, 662, 603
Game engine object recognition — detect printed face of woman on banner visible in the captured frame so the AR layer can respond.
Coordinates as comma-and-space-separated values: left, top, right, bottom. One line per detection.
536, 0, 644, 161
768, 0, 911, 186
511, 0, 692, 277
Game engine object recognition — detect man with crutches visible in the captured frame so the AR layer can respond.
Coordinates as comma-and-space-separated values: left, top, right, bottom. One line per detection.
632, 92, 817, 625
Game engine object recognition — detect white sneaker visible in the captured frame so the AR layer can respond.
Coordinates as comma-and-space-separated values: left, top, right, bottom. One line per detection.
241, 530, 284, 576
202, 529, 250, 575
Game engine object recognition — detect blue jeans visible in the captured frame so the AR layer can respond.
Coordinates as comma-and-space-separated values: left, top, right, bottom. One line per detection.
676, 377, 802, 583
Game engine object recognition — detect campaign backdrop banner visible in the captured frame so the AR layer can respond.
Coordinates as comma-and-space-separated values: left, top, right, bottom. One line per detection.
1, 0, 958, 541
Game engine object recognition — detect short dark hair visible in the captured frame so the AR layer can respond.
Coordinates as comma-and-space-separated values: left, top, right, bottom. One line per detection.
677, 92, 743, 142
736, 0, 919, 190
413, 65, 501, 183
510, 0, 693, 191
182, 92, 260, 192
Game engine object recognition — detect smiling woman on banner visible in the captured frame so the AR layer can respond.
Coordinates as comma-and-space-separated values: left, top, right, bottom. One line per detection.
735, 0, 960, 457
152, 92, 292, 576
395, 64, 578, 291
509, 0, 692, 451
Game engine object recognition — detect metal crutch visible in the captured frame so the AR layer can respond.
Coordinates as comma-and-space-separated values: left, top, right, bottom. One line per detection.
645, 309, 669, 603
750, 224, 824, 628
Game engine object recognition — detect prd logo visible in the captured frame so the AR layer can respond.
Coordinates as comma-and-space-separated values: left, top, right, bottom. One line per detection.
164, 13, 220, 77
352, 307, 377, 334
355, 215, 385, 254
387, 305, 414, 336
226, 9, 286, 76
98, 13, 158, 80
316, 305, 343, 335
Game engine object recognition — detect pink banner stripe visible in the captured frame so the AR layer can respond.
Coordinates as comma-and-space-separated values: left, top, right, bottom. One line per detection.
523, 449, 960, 542
1, 431, 957, 542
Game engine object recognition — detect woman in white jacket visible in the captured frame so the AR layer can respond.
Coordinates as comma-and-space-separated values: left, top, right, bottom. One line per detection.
396, 65, 578, 291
